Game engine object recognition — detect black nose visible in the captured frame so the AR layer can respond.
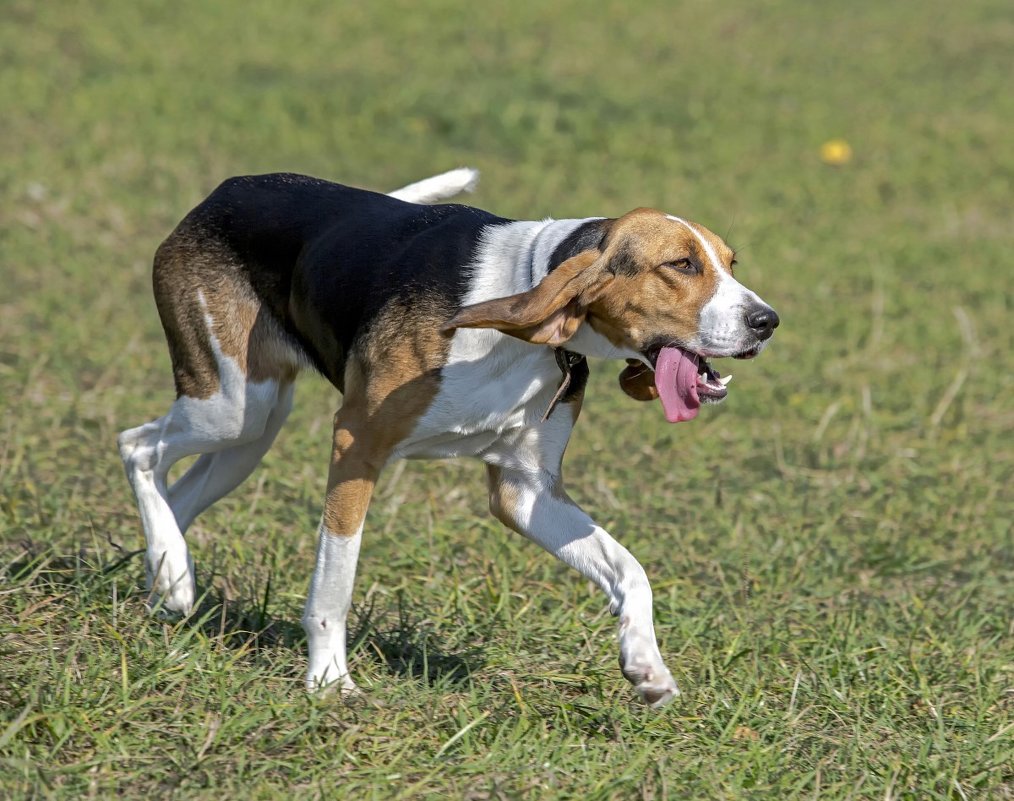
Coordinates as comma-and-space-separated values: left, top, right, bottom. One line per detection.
745, 306, 780, 340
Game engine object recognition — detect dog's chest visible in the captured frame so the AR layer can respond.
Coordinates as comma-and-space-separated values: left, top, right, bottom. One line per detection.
393, 330, 562, 460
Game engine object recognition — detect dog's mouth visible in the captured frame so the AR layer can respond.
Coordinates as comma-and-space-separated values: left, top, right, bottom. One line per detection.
642, 343, 759, 423
619, 342, 764, 423
732, 344, 762, 360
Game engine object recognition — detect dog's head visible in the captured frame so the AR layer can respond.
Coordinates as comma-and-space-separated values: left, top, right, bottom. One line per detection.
443, 209, 779, 422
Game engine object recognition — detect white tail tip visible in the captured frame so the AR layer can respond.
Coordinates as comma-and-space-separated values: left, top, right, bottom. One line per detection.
387, 167, 480, 204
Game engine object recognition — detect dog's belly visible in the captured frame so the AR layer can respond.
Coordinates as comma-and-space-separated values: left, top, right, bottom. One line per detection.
395, 429, 503, 460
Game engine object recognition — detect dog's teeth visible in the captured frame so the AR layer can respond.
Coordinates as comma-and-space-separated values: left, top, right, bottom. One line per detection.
698, 372, 706, 381
718, 374, 733, 386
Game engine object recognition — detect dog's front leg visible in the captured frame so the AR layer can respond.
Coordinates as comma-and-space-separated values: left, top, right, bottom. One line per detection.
302, 410, 383, 694
486, 460, 679, 708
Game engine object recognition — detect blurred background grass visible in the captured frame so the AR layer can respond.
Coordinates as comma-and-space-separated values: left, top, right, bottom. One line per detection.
1, 0, 1011, 798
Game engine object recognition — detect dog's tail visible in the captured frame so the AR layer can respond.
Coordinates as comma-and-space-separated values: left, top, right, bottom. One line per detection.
387, 167, 480, 204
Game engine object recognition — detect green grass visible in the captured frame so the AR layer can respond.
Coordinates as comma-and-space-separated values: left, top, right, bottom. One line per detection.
1, 0, 1012, 798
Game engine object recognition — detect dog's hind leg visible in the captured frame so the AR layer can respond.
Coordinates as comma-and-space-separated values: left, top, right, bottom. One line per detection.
168, 381, 294, 533
118, 363, 285, 614
118, 416, 198, 613
119, 234, 301, 615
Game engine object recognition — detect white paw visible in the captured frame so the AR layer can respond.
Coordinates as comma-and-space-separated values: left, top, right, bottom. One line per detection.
305, 669, 358, 696
635, 675, 680, 708
146, 550, 196, 615
622, 662, 680, 708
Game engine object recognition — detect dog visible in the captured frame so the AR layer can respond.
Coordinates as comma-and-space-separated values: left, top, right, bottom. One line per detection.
118, 168, 778, 707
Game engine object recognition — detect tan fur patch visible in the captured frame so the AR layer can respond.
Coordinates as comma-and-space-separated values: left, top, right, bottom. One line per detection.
486, 464, 520, 529
586, 209, 734, 352
204, 288, 301, 385
358, 297, 449, 417
322, 300, 449, 535
153, 225, 301, 399
321, 407, 381, 536
153, 228, 226, 399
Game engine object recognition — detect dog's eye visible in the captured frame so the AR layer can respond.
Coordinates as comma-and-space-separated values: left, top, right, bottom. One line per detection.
662, 258, 697, 274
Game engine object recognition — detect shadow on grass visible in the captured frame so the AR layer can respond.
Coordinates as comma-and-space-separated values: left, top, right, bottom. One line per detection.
4, 541, 485, 688
350, 591, 486, 687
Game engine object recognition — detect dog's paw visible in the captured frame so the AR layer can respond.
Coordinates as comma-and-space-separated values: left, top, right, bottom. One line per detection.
635, 676, 680, 708
146, 551, 196, 616
622, 663, 680, 709
305, 669, 358, 697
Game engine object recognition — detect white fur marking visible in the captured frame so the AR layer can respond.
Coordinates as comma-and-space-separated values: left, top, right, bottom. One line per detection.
666, 214, 724, 272
303, 524, 363, 692
698, 267, 771, 354
388, 167, 479, 204
169, 382, 294, 531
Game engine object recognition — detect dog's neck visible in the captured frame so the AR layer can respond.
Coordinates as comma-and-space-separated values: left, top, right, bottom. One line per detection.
527, 218, 601, 287
527, 219, 642, 363
468, 218, 599, 304
465, 217, 640, 364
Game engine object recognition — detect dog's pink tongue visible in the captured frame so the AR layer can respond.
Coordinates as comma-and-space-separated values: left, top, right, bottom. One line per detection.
654, 347, 701, 423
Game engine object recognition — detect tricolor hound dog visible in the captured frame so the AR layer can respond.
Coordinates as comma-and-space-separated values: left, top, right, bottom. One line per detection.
119, 168, 778, 707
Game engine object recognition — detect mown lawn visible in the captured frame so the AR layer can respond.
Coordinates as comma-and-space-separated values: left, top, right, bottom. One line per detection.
1, 0, 1011, 798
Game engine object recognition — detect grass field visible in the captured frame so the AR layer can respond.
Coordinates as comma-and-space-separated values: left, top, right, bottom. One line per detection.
1, 0, 1012, 798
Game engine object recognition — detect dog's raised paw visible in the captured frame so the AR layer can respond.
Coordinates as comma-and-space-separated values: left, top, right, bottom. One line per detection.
622, 663, 680, 708
637, 678, 680, 709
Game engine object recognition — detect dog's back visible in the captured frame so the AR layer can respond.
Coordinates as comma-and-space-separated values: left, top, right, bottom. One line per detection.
153, 173, 502, 394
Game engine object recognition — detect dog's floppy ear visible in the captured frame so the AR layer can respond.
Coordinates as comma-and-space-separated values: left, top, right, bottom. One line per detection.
441, 250, 612, 346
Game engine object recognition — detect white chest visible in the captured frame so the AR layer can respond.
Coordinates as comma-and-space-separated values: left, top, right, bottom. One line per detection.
394, 330, 562, 460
